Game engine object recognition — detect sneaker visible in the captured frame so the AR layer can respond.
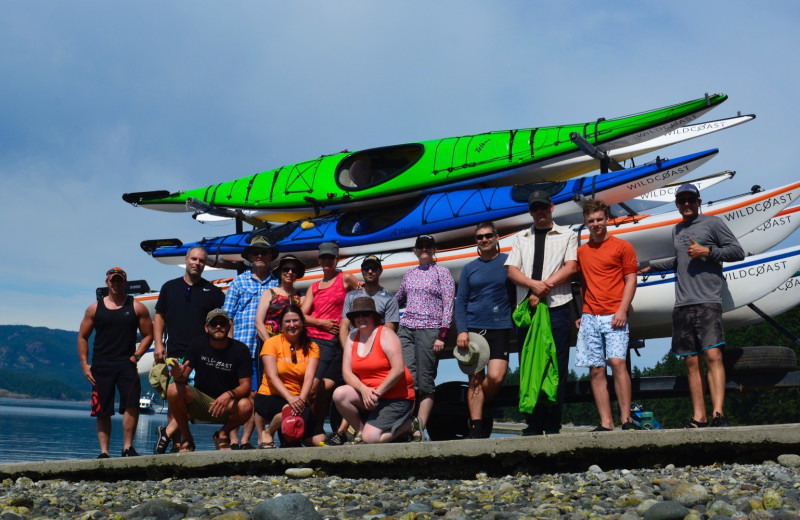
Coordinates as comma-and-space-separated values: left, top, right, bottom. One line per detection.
621, 421, 641, 431
97, 453, 110, 459
683, 418, 709, 429
121, 446, 139, 457
710, 413, 730, 428
326, 432, 347, 446
521, 425, 544, 436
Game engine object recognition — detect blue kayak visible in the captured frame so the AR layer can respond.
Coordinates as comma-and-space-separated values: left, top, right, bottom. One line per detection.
147, 149, 717, 268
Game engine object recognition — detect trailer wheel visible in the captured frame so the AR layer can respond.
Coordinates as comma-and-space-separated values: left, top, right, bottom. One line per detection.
427, 382, 497, 440
722, 346, 797, 374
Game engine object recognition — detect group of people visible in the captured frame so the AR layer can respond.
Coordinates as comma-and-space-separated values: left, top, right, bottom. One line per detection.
78, 181, 744, 457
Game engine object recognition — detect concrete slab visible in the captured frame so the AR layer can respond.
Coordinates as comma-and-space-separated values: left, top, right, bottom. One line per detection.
1, 424, 798, 482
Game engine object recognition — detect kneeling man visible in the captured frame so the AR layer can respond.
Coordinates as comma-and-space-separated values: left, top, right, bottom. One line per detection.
575, 201, 638, 431
163, 309, 253, 452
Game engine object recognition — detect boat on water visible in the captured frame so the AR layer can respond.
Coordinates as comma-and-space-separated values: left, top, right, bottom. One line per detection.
145, 149, 718, 268
122, 94, 727, 222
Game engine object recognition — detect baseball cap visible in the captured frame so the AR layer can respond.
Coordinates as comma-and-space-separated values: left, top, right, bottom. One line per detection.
361, 255, 382, 269
675, 183, 700, 198
318, 241, 339, 257
281, 406, 305, 445
205, 308, 231, 326
106, 267, 127, 282
415, 234, 435, 248
528, 190, 552, 207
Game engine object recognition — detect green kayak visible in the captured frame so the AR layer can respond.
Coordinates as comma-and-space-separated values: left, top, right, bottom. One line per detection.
123, 93, 726, 222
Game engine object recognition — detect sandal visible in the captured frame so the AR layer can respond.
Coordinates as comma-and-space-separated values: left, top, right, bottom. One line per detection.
230, 443, 240, 450
411, 417, 425, 442
212, 431, 232, 450
178, 439, 195, 453
591, 425, 613, 432
349, 433, 364, 445
153, 426, 171, 455
258, 441, 276, 449
683, 418, 709, 429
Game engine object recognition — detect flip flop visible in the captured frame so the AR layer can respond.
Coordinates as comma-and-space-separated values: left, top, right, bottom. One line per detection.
411, 417, 425, 442
178, 439, 195, 453
258, 441, 276, 449
212, 431, 232, 450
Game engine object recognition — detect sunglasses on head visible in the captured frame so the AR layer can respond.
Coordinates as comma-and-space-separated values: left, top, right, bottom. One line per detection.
676, 197, 698, 205
475, 232, 495, 241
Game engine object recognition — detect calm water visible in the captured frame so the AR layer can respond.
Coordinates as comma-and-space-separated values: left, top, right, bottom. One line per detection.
0, 397, 225, 463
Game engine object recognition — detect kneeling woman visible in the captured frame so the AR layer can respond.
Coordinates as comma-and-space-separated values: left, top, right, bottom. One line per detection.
254, 305, 326, 447
333, 297, 419, 444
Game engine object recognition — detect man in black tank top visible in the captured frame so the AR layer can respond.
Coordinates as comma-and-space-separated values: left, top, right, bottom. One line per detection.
78, 267, 154, 458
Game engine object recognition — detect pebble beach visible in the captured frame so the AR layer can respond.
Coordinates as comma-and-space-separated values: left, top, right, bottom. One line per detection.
3, 454, 800, 520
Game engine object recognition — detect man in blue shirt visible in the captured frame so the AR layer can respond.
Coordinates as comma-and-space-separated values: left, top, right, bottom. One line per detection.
455, 222, 515, 438
222, 235, 279, 449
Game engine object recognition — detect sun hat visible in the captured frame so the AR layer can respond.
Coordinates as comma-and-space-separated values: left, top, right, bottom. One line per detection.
242, 236, 278, 261
318, 241, 339, 257
272, 254, 306, 279
346, 296, 382, 323
205, 308, 231, 326
106, 267, 127, 282
675, 183, 700, 198
281, 406, 305, 445
453, 332, 491, 375
527, 190, 552, 207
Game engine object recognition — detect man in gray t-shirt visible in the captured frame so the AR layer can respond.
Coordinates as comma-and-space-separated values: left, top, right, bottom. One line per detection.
646, 183, 744, 429
339, 255, 400, 344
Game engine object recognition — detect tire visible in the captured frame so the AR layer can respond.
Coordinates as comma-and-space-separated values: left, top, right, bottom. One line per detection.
722, 346, 797, 374
427, 382, 469, 441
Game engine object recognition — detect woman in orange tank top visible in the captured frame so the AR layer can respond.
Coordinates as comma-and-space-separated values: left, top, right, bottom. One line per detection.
332, 297, 422, 444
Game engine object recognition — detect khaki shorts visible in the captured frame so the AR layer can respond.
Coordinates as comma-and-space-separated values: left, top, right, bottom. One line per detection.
186, 386, 230, 424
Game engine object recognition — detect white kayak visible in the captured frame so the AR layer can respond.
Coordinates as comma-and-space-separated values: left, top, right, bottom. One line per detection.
612, 169, 735, 216
721, 272, 800, 329
629, 245, 800, 339
737, 205, 800, 257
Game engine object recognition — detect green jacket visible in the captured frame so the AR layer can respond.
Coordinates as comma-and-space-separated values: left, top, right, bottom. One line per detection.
513, 299, 559, 414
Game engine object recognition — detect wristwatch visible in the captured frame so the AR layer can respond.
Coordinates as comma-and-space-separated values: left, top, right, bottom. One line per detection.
707, 245, 713, 258
133, 354, 142, 361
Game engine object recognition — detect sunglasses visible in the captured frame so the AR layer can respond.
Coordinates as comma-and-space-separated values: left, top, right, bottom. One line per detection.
289, 345, 297, 364
475, 232, 495, 241
350, 311, 373, 319
361, 265, 380, 272
530, 203, 550, 212
208, 320, 229, 329
281, 266, 300, 273
676, 197, 698, 205
250, 250, 272, 257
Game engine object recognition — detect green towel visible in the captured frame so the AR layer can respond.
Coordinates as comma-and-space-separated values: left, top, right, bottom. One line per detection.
514, 299, 559, 414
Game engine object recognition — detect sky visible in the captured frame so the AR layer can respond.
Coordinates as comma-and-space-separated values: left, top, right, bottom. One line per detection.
2, 2, 800, 382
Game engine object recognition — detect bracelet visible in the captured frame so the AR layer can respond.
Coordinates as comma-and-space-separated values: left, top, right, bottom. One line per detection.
228, 390, 236, 400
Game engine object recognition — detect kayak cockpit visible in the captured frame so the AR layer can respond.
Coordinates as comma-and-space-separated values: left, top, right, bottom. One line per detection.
336, 143, 425, 191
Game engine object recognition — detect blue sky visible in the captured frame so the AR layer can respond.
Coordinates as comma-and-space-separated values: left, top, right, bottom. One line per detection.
2, 2, 799, 381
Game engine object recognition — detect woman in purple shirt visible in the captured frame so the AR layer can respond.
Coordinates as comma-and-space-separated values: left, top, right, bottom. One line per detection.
395, 234, 455, 439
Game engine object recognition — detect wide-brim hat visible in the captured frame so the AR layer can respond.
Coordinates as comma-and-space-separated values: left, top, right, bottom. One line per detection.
242, 236, 279, 261
346, 296, 382, 323
453, 332, 490, 375
272, 254, 306, 279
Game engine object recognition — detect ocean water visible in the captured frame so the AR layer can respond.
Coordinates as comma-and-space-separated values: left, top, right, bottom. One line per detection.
0, 397, 224, 463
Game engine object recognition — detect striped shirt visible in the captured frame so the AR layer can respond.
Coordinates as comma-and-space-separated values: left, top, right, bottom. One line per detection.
505, 223, 578, 307
222, 270, 280, 357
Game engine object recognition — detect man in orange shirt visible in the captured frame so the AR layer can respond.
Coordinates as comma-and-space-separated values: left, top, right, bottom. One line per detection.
575, 200, 639, 431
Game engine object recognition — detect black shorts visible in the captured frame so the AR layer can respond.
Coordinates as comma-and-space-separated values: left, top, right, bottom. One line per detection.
313, 337, 343, 382
253, 394, 318, 446
90, 362, 141, 417
671, 303, 725, 357
468, 328, 511, 362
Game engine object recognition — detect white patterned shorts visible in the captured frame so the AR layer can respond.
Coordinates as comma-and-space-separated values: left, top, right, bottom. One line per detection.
575, 314, 629, 368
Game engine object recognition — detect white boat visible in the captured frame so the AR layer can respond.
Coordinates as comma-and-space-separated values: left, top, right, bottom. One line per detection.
629, 245, 800, 339
612, 169, 735, 216
737, 205, 800, 257
721, 273, 800, 329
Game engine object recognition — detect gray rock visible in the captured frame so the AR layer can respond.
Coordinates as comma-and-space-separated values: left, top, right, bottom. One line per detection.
128, 498, 190, 520
251, 494, 321, 520
588, 464, 603, 473
706, 500, 739, 517
643, 500, 691, 520
662, 482, 709, 507
0, 512, 25, 520
777, 454, 800, 468
284, 468, 314, 478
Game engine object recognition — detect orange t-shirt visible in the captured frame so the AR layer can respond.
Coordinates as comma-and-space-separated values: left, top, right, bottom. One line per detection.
257, 334, 319, 396
577, 236, 638, 316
